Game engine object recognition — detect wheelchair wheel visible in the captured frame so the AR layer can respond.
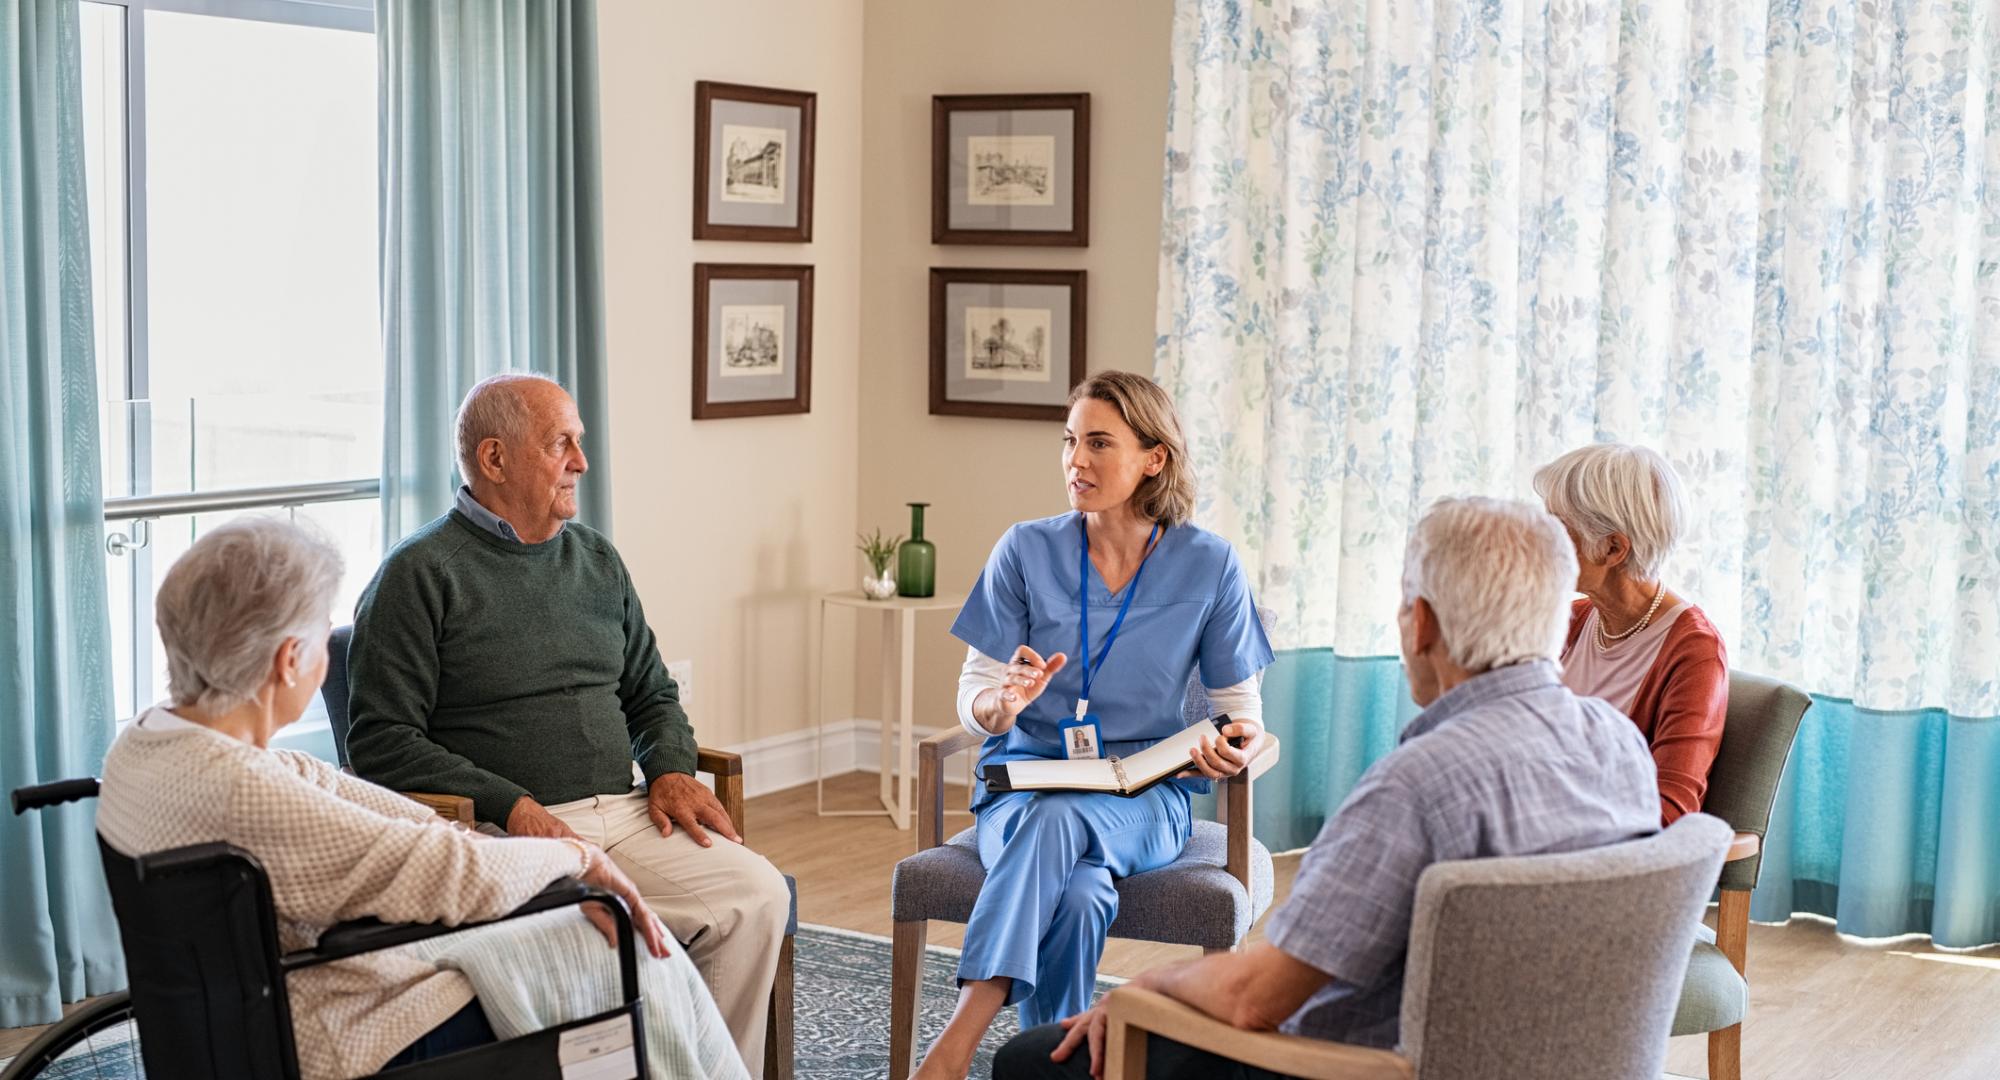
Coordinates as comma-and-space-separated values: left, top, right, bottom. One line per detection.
0, 993, 144, 1079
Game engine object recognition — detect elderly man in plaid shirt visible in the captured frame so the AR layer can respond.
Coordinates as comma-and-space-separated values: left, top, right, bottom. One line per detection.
995, 497, 1661, 1080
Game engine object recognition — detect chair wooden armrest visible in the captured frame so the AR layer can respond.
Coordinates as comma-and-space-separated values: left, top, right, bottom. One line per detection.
1725, 831, 1760, 862
1220, 735, 1282, 888
1101, 986, 1412, 1080
401, 747, 748, 839
403, 791, 474, 826
917, 727, 983, 850
696, 746, 748, 841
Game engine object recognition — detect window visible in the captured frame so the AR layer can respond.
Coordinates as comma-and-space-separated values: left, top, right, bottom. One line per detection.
82, 0, 380, 731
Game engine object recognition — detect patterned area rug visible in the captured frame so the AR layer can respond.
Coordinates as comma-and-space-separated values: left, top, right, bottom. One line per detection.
1, 925, 1118, 1079
795, 924, 1121, 1079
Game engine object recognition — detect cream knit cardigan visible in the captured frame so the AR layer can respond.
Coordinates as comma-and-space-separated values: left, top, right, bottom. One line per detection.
98, 709, 586, 1080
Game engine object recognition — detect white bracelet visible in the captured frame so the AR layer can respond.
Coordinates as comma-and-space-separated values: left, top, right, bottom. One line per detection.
561, 837, 595, 875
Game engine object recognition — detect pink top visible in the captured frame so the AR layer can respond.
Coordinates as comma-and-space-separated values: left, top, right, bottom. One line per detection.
1562, 601, 1690, 714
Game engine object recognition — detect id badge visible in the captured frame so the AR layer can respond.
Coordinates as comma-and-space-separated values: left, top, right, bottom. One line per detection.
1060, 702, 1102, 760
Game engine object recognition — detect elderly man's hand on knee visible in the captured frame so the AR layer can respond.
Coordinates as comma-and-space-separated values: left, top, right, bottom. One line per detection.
647, 773, 743, 847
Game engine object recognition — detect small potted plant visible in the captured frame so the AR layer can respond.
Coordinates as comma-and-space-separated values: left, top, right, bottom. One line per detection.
857, 528, 902, 600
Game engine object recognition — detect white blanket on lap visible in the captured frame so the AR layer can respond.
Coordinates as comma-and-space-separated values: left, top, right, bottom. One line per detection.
403, 909, 748, 1080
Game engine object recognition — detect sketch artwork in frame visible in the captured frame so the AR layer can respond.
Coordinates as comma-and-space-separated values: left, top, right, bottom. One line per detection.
694, 264, 813, 419
930, 268, 1085, 420
933, 93, 1089, 246
695, 81, 816, 242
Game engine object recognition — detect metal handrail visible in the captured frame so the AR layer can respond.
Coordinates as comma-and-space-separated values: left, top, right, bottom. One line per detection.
103, 478, 380, 522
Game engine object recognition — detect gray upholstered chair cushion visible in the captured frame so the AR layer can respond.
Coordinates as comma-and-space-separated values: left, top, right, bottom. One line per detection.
1399, 814, 1731, 1080
1670, 936, 1747, 1036
891, 820, 1274, 950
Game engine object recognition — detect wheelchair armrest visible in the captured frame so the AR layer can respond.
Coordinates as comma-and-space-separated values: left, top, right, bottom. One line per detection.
287, 878, 634, 992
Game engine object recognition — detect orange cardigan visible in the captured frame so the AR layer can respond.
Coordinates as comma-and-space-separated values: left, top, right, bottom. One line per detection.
1562, 599, 1729, 825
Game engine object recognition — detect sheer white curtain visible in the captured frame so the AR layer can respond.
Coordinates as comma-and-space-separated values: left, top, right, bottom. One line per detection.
1157, 0, 1999, 943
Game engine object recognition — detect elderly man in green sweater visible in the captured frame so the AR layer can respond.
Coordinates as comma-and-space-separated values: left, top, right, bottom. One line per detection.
347, 373, 789, 1076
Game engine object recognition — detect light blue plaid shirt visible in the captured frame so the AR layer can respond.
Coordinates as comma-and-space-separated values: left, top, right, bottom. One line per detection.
1265, 659, 1659, 1049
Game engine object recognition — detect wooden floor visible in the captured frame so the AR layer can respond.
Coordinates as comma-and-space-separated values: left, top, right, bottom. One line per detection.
9, 771, 1997, 1078
779, 774, 2000, 1080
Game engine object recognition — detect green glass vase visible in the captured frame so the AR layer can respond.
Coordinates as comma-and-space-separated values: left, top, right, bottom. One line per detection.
897, 502, 936, 598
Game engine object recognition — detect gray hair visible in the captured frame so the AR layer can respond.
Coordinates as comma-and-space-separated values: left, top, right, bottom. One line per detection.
155, 517, 344, 714
1401, 497, 1579, 673
1531, 443, 1687, 581
455, 372, 561, 483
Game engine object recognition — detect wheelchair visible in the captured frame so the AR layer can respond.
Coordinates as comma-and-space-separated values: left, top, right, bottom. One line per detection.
7, 778, 646, 1080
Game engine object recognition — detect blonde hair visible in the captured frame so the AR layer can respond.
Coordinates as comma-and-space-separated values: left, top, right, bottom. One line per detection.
1532, 443, 1688, 581
156, 517, 344, 713
1401, 498, 1579, 673
1067, 371, 1196, 527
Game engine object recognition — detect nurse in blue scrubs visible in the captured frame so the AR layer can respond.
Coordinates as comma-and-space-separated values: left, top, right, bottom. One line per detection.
910, 371, 1274, 1080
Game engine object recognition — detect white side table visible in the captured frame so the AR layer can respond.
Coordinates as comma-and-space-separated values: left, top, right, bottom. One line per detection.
812, 590, 967, 829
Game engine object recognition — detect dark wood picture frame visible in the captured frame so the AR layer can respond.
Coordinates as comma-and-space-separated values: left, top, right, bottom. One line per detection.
693, 263, 814, 420
932, 93, 1090, 247
930, 267, 1086, 421
694, 81, 817, 242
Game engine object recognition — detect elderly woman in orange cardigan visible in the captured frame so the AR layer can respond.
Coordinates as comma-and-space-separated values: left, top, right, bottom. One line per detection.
1534, 443, 1728, 824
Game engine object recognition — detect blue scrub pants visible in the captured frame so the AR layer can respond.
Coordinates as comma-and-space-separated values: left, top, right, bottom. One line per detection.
956, 784, 1194, 1027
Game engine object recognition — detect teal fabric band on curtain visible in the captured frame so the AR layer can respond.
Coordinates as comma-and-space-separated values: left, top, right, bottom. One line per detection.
1195, 652, 1418, 854
0, 0, 130, 1027
1244, 660, 2000, 948
1753, 701, 2000, 948
378, 0, 612, 542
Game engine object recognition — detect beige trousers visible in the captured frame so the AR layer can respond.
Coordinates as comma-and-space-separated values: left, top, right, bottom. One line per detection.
546, 789, 789, 1077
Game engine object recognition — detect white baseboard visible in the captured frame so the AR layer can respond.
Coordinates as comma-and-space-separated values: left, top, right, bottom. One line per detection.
723, 719, 977, 800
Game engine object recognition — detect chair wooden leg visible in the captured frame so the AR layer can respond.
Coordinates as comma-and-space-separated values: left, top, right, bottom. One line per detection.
1710, 888, 1750, 1080
890, 920, 927, 1079
1104, 1011, 1148, 1080
763, 932, 794, 1080
1708, 1024, 1742, 1080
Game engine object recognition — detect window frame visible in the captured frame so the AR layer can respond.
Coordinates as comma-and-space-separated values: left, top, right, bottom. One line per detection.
86, 0, 376, 715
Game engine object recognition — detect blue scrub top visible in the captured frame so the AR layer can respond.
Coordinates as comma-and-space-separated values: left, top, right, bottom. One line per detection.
951, 513, 1275, 809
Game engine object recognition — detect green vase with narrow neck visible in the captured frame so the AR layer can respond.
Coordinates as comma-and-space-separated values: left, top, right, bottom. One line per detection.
897, 503, 936, 598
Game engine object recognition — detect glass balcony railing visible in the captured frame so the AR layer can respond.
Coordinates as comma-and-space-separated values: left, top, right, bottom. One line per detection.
100, 394, 384, 762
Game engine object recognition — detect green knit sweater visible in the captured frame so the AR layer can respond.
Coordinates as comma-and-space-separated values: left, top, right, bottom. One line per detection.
346, 511, 696, 824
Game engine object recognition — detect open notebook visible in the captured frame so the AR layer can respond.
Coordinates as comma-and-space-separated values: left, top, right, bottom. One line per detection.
981, 716, 1238, 798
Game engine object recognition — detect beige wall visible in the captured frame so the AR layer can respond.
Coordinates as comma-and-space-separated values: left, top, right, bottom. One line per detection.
597, 0, 864, 748
595, 0, 1174, 749
854, 0, 1176, 721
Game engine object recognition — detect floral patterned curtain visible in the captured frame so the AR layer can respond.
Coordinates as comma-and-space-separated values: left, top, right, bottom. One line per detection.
1158, 0, 1999, 943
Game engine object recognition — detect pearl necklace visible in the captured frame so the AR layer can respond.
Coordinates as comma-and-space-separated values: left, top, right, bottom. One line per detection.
1594, 582, 1667, 652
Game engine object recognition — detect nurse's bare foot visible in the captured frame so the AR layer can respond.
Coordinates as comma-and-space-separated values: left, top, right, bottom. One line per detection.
910, 1042, 976, 1080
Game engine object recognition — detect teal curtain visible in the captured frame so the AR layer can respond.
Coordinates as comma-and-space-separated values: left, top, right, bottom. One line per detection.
378, 0, 611, 541
1159, 0, 2000, 945
0, 0, 128, 1027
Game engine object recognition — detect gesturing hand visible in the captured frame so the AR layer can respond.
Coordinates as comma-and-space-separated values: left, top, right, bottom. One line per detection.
996, 645, 1069, 720
647, 772, 743, 848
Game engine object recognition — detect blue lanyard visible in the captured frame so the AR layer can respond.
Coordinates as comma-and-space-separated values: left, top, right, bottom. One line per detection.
1078, 518, 1161, 706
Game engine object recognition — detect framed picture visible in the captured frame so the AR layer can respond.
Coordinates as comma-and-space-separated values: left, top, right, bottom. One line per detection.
930, 268, 1086, 420
693, 264, 813, 419
932, 93, 1090, 246
694, 81, 816, 242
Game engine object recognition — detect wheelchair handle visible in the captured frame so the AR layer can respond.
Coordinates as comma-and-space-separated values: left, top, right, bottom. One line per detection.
11, 777, 101, 815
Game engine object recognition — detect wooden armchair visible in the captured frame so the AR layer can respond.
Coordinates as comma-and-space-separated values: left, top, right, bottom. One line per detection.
886, 722, 1282, 1077
1097, 815, 1737, 1080
321, 626, 795, 1080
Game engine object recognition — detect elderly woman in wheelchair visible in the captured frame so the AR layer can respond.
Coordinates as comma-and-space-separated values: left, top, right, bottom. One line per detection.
93, 517, 748, 1080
